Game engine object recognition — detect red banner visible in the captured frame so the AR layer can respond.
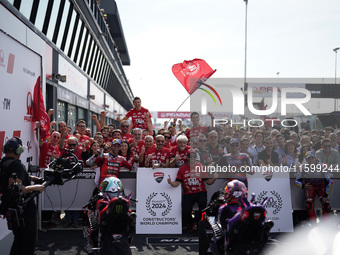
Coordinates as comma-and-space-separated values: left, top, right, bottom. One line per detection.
172, 58, 216, 94
33, 76, 50, 140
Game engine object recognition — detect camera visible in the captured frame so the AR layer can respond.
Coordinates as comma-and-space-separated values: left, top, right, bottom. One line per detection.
44, 150, 83, 186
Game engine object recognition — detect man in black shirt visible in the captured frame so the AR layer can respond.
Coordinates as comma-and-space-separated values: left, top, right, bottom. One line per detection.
1, 137, 45, 255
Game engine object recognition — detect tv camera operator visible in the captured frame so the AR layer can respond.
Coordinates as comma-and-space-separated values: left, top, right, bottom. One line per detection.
0, 137, 45, 255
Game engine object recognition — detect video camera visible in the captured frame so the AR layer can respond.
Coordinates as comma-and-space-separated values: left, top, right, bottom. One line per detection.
43, 150, 83, 186
22, 150, 83, 207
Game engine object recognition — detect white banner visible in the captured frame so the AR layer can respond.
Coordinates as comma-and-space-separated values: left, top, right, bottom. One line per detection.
247, 168, 294, 232
136, 168, 182, 234
0, 30, 40, 240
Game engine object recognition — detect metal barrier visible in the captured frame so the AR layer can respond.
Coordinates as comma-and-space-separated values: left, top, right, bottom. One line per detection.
40, 168, 340, 211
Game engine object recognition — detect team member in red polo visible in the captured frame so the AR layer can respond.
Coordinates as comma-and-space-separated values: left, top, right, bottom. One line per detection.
128, 128, 145, 156
86, 139, 139, 185
117, 97, 153, 134
58, 121, 73, 148
139, 135, 155, 167
120, 120, 133, 140
167, 150, 216, 231
162, 131, 173, 150
39, 131, 61, 168
186, 112, 214, 145
101, 126, 111, 143
169, 135, 190, 168
75, 120, 92, 145
145, 135, 170, 169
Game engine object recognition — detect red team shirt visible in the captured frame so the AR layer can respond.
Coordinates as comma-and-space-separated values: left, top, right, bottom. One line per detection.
170, 145, 190, 167
78, 134, 91, 144
121, 153, 134, 166
145, 147, 170, 167
93, 154, 133, 184
186, 126, 209, 144
61, 133, 73, 147
175, 162, 207, 195
104, 137, 112, 144
121, 133, 133, 141
128, 138, 145, 155
125, 107, 151, 130
39, 143, 61, 168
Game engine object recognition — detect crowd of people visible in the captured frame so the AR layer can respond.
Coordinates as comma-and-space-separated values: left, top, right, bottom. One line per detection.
33, 97, 339, 229
2, 96, 339, 254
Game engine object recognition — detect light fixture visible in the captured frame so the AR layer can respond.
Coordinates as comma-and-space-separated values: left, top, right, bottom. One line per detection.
55, 74, 66, 82
88, 95, 95, 100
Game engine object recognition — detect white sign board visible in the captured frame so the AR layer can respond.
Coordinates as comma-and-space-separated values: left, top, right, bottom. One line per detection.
248, 168, 294, 232
136, 168, 182, 234
0, 30, 40, 240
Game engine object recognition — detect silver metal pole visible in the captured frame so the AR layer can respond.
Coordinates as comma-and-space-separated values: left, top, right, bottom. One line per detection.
243, 0, 248, 118
333, 47, 339, 111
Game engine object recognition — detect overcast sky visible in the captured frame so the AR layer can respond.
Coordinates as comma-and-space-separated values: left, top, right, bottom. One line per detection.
116, 0, 340, 113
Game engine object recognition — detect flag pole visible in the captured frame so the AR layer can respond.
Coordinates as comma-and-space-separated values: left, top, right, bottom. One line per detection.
167, 93, 191, 126
167, 79, 206, 126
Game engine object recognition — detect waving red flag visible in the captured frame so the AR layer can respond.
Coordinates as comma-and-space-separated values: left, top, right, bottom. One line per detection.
172, 59, 216, 94
33, 76, 50, 140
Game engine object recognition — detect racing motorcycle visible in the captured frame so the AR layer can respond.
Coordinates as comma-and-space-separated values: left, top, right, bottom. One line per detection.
83, 176, 136, 255
198, 180, 274, 255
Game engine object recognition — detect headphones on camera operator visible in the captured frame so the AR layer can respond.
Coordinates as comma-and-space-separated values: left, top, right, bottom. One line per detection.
3, 137, 24, 155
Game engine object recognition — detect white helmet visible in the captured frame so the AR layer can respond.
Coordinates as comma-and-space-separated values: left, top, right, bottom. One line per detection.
100, 177, 124, 197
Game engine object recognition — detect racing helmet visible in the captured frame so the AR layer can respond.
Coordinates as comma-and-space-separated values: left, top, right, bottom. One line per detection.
100, 177, 124, 197
224, 180, 247, 202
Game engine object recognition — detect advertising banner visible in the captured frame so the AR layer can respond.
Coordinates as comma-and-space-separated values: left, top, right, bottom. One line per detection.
247, 168, 294, 232
0, 30, 40, 240
136, 168, 182, 234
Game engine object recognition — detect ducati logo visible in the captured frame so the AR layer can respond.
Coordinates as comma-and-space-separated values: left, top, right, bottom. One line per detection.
263, 170, 273, 182
154, 172, 164, 183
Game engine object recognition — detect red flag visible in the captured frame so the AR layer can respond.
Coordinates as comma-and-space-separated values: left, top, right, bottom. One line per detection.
33, 76, 50, 140
172, 59, 216, 94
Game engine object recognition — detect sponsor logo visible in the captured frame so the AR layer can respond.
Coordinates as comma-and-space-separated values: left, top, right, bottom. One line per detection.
2, 98, 10, 110
154, 172, 164, 183
24, 92, 33, 122
7, 53, 15, 74
27, 92, 33, 115
115, 204, 123, 214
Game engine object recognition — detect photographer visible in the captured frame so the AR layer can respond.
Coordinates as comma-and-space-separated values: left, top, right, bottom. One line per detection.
0, 137, 45, 255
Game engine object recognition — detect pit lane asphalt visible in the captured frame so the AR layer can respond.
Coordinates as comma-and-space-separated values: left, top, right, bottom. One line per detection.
35, 229, 281, 255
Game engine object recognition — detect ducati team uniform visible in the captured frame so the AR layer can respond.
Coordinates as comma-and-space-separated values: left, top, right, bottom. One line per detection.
217, 152, 253, 186
175, 162, 208, 229
145, 147, 170, 167
170, 145, 190, 167
295, 163, 333, 220
60, 133, 73, 147
121, 133, 133, 141
86, 153, 138, 185
125, 107, 151, 130
39, 142, 61, 168
128, 138, 145, 155
186, 126, 209, 145
139, 144, 156, 167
